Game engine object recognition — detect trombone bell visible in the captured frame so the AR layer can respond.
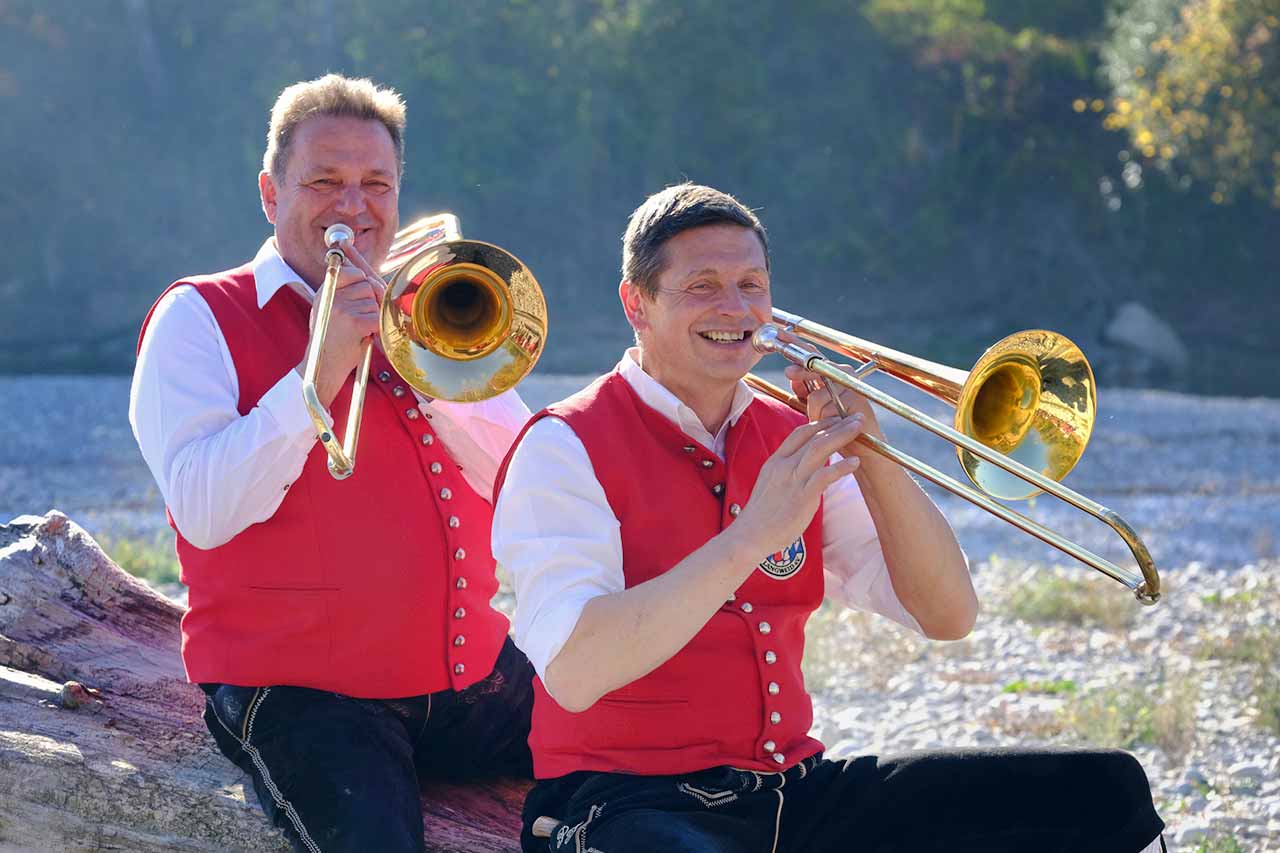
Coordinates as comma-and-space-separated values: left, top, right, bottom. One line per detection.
381, 239, 546, 402
301, 214, 548, 479
957, 331, 1095, 501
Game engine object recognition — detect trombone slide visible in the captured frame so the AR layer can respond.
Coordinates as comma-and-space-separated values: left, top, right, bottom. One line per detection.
749, 319, 1160, 605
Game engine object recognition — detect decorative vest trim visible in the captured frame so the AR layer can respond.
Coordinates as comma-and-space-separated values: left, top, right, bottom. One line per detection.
138, 265, 508, 698
494, 371, 825, 777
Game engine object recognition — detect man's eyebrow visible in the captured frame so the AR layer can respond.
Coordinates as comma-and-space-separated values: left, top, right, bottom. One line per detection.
300, 166, 396, 178
679, 266, 768, 280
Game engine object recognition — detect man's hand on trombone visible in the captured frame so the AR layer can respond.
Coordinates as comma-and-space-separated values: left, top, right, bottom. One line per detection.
304, 237, 387, 408
771, 324, 885, 463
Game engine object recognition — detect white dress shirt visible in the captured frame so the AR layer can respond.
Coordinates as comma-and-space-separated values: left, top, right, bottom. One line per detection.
130, 239, 531, 550
493, 349, 924, 679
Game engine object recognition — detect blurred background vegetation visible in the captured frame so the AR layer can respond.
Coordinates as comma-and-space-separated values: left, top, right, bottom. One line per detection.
1, 0, 1276, 394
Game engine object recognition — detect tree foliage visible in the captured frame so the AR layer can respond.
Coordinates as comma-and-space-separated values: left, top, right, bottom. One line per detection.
0, 0, 1276, 393
1101, 0, 1280, 206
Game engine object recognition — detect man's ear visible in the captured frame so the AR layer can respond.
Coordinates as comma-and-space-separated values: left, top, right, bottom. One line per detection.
259, 170, 278, 224
619, 279, 649, 333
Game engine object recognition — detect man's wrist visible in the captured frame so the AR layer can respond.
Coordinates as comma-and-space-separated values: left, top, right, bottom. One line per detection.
716, 522, 772, 581
852, 444, 909, 495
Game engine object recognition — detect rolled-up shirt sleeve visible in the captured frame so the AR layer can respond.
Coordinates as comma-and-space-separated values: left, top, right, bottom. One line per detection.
129, 285, 317, 550
821, 464, 926, 635
492, 416, 625, 679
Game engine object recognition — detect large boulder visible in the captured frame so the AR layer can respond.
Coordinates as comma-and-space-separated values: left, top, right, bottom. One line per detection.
1101, 302, 1190, 386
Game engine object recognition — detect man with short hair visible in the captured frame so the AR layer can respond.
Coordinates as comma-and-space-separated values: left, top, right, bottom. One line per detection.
130, 74, 534, 852
493, 183, 1166, 852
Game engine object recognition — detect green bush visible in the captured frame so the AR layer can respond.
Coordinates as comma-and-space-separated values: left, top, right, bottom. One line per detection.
1195, 835, 1247, 853
1002, 678, 1078, 694
1001, 573, 1135, 629
99, 535, 180, 586
1060, 677, 1198, 759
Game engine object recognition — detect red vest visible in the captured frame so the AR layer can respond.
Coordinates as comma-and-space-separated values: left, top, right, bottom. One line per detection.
138, 265, 509, 698
495, 371, 826, 778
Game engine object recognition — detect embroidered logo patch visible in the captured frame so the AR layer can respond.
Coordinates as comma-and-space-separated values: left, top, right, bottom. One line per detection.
758, 537, 806, 579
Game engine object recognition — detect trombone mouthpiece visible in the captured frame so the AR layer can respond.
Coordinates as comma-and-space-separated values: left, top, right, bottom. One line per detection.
753, 323, 821, 368
751, 324, 783, 355
324, 224, 355, 248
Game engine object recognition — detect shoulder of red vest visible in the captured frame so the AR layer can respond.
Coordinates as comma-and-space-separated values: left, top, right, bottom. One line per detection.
492, 370, 627, 503
175, 263, 256, 292
544, 369, 626, 421
137, 263, 257, 354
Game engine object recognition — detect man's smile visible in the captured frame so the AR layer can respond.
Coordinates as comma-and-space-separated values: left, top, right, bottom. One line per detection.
697, 329, 753, 344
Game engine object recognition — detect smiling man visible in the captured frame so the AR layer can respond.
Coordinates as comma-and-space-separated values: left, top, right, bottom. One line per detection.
492, 183, 1165, 853
129, 75, 536, 852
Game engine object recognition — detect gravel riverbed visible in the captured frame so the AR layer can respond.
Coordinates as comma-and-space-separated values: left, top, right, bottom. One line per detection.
2, 374, 1278, 851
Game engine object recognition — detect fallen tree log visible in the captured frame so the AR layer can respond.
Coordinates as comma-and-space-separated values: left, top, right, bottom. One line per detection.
0, 511, 528, 852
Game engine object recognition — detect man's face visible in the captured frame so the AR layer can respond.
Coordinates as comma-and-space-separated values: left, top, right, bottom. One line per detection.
259, 115, 400, 289
623, 222, 771, 394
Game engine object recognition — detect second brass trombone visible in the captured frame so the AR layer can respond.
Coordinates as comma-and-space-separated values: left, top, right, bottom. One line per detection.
302, 215, 547, 481
748, 309, 1160, 605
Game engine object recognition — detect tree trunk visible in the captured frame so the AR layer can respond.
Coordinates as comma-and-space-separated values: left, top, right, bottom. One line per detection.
0, 511, 527, 852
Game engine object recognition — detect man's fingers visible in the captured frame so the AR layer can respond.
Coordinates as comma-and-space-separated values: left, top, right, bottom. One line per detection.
794, 415, 865, 473
803, 382, 835, 413
332, 251, 387, 305
784, 364, 820, 381
342, 242, 386, 290
808, 455, 861, 493
785, 364, 820, 402
333, 263, 370, 289
776, 417, 839, 457
332, 278, 380, 305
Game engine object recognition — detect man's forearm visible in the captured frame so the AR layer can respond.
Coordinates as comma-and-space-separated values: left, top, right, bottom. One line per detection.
854, 453, 978, 640
543, 526, 763, 713
162, 402, 315, 549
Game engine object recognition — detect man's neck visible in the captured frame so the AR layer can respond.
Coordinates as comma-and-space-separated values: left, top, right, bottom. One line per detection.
272, 238, 321, 292
635, 353, 738, 437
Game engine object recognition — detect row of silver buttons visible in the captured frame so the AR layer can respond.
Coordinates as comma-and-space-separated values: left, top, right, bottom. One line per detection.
726, 596, 785, 764
693, 443, 784, 763
379, 371, 470, 679
762, 612, 784, 761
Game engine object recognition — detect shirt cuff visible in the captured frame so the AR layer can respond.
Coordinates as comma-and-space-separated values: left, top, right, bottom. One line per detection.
256, 368, 320, 444
514, 593, 599, 682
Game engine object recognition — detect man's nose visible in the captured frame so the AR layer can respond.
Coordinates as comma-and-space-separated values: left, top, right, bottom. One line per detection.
332, 184, 366, 215
716, 286, 751, 315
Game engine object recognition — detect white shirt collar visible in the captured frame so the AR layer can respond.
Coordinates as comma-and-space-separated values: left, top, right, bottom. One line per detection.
617, 348, 757, 458
252, 239, 315, 309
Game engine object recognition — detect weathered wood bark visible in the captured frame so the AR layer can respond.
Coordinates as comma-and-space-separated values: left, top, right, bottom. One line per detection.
0, 511, 528, 852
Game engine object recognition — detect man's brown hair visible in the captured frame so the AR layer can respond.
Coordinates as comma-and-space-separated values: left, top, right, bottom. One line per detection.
621, 183, 769, 298
263, 74, 406, 181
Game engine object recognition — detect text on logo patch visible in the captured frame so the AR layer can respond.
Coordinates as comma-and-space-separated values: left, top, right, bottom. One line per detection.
758, 537, 806, 579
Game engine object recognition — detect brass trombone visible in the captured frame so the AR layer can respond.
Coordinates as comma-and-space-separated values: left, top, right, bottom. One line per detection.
302, 214, 548, 480
748, 309, 1160, 605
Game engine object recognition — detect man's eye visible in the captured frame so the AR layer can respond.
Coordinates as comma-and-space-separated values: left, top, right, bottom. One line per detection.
365, 181, 393, 193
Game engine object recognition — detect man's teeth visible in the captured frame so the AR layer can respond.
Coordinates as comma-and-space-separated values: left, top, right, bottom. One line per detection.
701, 331, 746, 343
